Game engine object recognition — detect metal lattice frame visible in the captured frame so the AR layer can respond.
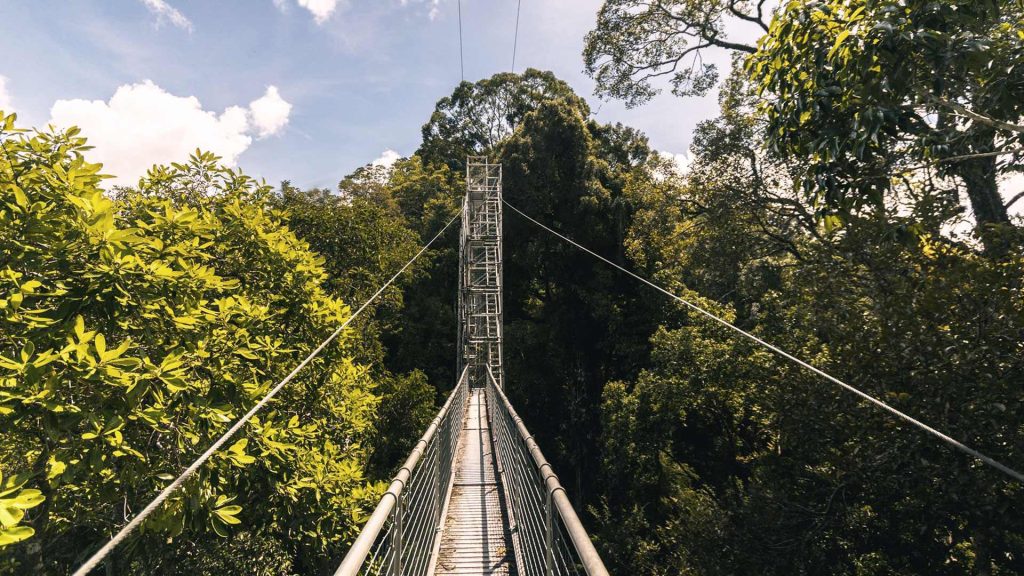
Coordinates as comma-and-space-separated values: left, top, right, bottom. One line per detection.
458, 156, 504, 389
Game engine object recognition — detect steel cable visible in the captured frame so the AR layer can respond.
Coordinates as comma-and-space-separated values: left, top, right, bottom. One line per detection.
503, 199, 1024, 483
457, 0, 465, 81
512, 0, 522, 72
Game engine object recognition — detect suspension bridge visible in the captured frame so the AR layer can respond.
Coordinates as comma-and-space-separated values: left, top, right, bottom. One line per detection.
71, 156, 1022, 576
333, 158, 607, 576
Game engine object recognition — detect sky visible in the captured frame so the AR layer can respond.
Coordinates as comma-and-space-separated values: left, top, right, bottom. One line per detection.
0, 0, 762, 189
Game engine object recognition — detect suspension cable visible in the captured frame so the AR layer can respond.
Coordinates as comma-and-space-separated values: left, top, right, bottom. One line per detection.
458, 0, 465, 81
503, 199, 1024, 483
512, 0, 522, 73
72, 212, 461, 576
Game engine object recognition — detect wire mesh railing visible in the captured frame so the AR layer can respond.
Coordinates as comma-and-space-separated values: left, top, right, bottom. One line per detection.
485, 367, 611, 576
333, 367, 469, 576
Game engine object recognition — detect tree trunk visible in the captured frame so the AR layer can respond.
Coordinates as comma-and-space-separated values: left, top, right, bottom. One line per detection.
954, 129, 1012, 255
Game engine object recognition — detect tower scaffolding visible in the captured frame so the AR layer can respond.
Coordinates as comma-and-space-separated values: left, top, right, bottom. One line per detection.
457, 156, 504, 389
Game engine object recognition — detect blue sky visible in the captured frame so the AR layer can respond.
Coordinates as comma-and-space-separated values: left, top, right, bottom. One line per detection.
0, 0, 757, 190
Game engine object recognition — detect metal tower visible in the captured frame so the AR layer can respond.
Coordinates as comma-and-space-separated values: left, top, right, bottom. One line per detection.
457, 156, 504, 389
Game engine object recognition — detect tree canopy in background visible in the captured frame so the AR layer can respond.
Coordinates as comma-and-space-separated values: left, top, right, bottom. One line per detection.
418, 68, 588, 171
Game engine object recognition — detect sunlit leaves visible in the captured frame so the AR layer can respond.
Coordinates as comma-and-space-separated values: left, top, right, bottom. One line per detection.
747, 0, 1024, 245
0, 114, 380, 570
224, 438, 257, 467
210, 495, 243, 537
0, 471, 44, 547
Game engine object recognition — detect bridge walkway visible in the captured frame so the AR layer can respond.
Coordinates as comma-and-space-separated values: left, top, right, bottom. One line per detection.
435, 388, 516, 575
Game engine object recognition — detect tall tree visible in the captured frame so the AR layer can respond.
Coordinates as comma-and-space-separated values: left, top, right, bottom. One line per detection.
418, 69, 588, 171
499, 95, 664, 505
589, 61, 1024, 576
748, 0, 1024, 254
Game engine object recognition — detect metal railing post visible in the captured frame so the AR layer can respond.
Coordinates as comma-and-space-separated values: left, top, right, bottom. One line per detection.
335, 368, 470, 576
391, 494, 404, 576
484, 366, 611, 576
544, 489, 554, 576
434, 427, 443, 530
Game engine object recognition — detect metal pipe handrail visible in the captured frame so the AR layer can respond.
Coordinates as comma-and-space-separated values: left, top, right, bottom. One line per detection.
334, 366, 469, 576
485, 367, 611, 576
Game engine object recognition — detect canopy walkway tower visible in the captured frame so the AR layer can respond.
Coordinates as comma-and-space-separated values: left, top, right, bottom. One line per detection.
335, 158, 608, 576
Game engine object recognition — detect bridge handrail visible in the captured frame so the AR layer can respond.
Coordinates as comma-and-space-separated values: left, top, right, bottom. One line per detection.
486, 367, 610, 576
334, 366, 469, 576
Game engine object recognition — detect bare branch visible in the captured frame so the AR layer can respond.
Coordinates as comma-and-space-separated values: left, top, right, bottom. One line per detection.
929, 95, 1024, 134
843, 147, 1024, 187
1005, 190, 1024, 210
933, 148, 1024, 165
727, 0, 770, 32
653, 1, 758, 53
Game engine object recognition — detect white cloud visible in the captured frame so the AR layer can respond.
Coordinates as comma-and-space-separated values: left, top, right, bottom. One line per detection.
249, 86, 292, 138
659, 150, 692, 175
372, 149, 402, 168
400, 0, 443, 20
297, 0, 341, 24
0, 76, 13, 113
49, 80, 293, 186
139, 0, 193, 31
280, 0, 438, 24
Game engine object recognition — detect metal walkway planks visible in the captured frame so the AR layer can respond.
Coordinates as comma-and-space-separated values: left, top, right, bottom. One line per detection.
435, 389, 516, 575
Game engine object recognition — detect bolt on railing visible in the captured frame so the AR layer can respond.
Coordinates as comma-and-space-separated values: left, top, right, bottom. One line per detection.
333, 367, 469, 576
485, 367, 611, 576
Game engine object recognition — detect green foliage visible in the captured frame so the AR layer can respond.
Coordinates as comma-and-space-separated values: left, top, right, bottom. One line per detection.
499, 95, 665, 507
590, 67, 1024, 574
367, 371, 437, 476
418, 69, 588, 170
602, 219, 1024, 573
0, 472, 44, 547
155, 530, 298, 575
274, 183, 419, 348
387, 155, 461, 238
273, 174, 454, 474
748, 0, 1024, 250
0, 113, 381, 573
582, 3, 1024, 563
